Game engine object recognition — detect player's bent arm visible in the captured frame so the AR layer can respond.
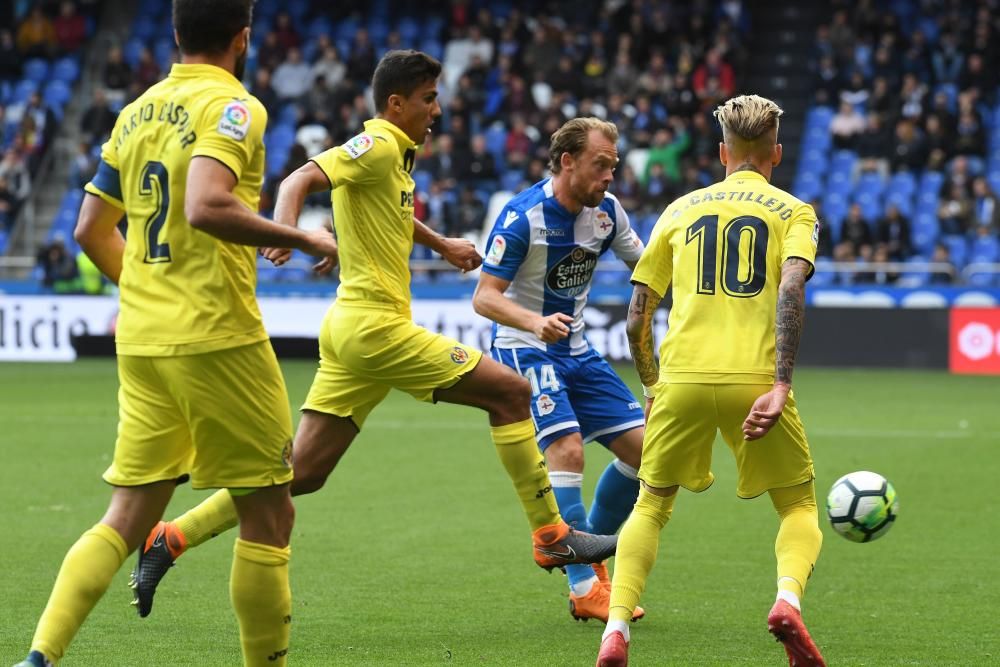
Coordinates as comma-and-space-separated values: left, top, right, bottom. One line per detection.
626, 282, 662, 388
273, 161, 332, 228
185, 157, 331, 254
414, 218, 482, 272
473, 272, 570, 343
774, 257, 811, 387
74, 193, 125, 285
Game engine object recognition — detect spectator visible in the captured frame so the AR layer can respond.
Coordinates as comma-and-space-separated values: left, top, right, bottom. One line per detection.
345, 28, 376, 83
449, 186, 486, 237
857, 244, 899, 285
272, 11, 300, 50
0, 29, 20, 82
897, 73, 926, 120
637, 52, 671, 98
0, 175, 15, 230
814, 55, 841, 104
36, 236, 80, 291
875, 204, 912, 260
937, 184, 972, 236
645, 122, 690, 184
613, 164, 642, 214
79, 88, 116, 144
425, 133, 459, 188
890, 119, 926, 172
250, 67, 279, 117
52, 0, 86, 54
461, 134, 497, 185
970, 177, 999, 237
521, 24, 560, 81
866, 76, 895, 119
931, 32, 963, 86
272, 48, 312, 101
929, 242, 955, 285
134, 47, 160, 91
838, 70, 869, 109
900, 30, 931, 83
606, 51, 638, 99
301, 73, 336, 127
504, 115, 534, 170
16, 6, 56, 58
256, 31, 283, 72
856, 113, 892, 177
69, 139, 97, 187
692, 49, 735, 104
642, 162, 672, 211
958, 53, 992, 100
923, 113, 952, 171
0, 143, 31, 205
829, 100, 866, 150
835, 203, 874, 260
953, 107, 985, 158
102, 45, 133, 104
311, 46, 346, 91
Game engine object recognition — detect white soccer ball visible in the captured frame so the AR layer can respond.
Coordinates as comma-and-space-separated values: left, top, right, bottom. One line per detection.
825, 471, 899, 543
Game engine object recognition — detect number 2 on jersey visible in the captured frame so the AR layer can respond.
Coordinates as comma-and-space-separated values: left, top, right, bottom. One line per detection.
140, 160, 171, 263
686, 214, 768, 297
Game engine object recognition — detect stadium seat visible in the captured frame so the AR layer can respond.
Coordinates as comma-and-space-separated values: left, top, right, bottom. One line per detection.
911, 214, 940, 255
970, 237, 1000, 264
154, 38, 174, 67
804, 106, 834, 131
798, 148, 828, 175
884, 190, 914, 218
419, 38, 444, 62
412, 169, 432, 194
887, 171, 917, 197
131, 15, 157, 40
919, 170, 944, 194
0, 229, 7, 254
43, 80, 72, 113
51, 57, 80, 84
941, 235, 968, 268
484, 124, 508, 167
22, 58, 49, 84
11, 79, 38, 104
397, 17, 420, 44
501, 169, 523, 193
988, 173, 1000, 196
830, 150, 858, 175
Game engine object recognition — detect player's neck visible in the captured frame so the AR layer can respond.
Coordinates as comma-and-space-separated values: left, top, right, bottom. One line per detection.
179, 54, 236, 78
725, 161, 772, 181
551, 175, 584, 215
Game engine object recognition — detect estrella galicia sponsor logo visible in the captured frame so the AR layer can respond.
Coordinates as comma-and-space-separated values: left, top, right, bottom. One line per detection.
545, 247, 598, 297
450, 346, 469, 364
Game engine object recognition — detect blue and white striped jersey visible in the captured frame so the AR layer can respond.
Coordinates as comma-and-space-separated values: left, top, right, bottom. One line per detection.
481, 178, 645, 355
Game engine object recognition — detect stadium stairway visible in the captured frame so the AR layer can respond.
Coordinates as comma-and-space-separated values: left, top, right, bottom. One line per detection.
741, 1, 824, 190
6, 0, 134, 272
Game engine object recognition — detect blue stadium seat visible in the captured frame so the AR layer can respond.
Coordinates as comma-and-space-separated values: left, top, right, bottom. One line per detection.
501, 169, 523, 193
941, 234, 969, 268
286, 0, 309, 20
798, 148, 828, 175
307, 17, 333, 41
0, 229, 7, 254
278, 104, 299, 127
43, 80, 72, 114
335, 17, 360, 43
397, 17, 420, 44
884, 190, 914, 218
887, 171, 917, 197
154, 38, 174, 67
970, 236, 1000, 264
830, 150, 858, 174
123, 37, 144, 68
934, 83, 958, 113
802, 126, 832, 152
901, 255, 931, 287
266, 147, 290, 177
804, 106, 834, 131
825, 171, 852, 198
484, 124, 508, 166
919, 170, 945, 194
412, 169, 432, 194
131, 15, 157, 40
11, 79, 38, 104
988, 173, 1000, 196
23, 58, 49, 84
422, 15, 445, 40
51, 57, 80, 84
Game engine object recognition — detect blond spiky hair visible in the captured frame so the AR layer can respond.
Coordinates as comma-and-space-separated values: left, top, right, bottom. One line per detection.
713, 94, 783, 148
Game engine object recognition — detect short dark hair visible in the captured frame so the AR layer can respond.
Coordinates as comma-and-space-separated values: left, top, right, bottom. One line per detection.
173, 0, 254, 55
372, 50, 442, 112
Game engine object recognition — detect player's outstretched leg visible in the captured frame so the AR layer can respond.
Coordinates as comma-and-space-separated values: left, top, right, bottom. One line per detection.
434, 357, 617, 570
131, 489, 237, 617
767, 481, 825, 666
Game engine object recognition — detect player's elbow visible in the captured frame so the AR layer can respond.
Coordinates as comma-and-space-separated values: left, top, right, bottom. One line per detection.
185, 197, 220, 232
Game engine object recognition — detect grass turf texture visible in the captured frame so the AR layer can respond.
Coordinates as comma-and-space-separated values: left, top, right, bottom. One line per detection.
1, 360, 998, 666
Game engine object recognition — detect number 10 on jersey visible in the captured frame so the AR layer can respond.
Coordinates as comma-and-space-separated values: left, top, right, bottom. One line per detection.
686, 214, 768, 297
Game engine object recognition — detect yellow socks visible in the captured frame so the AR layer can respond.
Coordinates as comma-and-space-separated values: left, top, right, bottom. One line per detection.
769, 481, 823, 606
490, 419, 561, 530
175, 489, 239, 549
608, 487, 675, 623
231, 538, 292, 666
31, 523, 128, 663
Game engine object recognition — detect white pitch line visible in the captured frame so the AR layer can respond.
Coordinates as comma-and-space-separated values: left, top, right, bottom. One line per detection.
809, 428, 995, 439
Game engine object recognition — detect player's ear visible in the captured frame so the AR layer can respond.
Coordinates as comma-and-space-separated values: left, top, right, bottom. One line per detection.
173, 29, 180, 49
560, 150, 574, 172
772, 143, 782, 167
718, 141, 727, 167
231, 27, 250, 55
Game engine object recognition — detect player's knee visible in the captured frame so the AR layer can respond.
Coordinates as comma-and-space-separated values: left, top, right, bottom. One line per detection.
492, 373, 532, 420
291, 468, 330, 496
545, 438, 585, 472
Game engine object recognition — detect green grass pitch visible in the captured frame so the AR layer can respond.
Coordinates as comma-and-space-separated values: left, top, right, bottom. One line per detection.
1, 360, 998, 665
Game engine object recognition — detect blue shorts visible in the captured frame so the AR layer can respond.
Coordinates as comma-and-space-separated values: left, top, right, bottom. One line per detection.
491, 346, 645, 451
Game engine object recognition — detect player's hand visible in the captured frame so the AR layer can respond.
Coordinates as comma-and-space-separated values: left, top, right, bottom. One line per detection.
312, 255, 337, 275
534, 313, 573, 343
259, 247, 293, 266
299, 228, 339, 266
742, 383, 791, 441
441, 237, 482, 273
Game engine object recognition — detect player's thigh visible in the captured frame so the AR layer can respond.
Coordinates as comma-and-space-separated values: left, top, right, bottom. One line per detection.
166, 342, 295, 490
349, 314, 482, 402
569, 350, 645, 449
639, 383, 719, 492
492, 347, 580, 447
104, 354, 193, 487
717, 384, 816, 499
303, 306, 391, 430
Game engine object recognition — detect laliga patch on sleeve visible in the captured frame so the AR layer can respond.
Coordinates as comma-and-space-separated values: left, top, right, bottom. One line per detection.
812, 222, 820, 245
217, 101, 251, 141
485, 235, 507, 266
342, 132, 374, 159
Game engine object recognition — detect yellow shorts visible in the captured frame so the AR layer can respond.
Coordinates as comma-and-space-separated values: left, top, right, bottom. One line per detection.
105, 341, 294, 490
639, 383, 814, 499
302, 304, 482, 428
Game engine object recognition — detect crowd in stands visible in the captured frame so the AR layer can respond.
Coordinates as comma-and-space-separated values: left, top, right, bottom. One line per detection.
797, 0, 1000, 286
1, 0, 95, 261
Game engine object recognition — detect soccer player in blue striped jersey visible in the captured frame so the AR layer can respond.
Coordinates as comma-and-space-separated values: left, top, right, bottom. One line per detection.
474, 117, 646, 622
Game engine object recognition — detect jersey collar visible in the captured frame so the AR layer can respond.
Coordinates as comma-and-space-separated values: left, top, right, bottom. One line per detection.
168, 63, 243, 86
724, 169, 769, 184
364, 118, 416, 160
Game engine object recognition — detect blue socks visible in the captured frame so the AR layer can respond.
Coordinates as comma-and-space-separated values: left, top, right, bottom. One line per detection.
589, 459, 640, 536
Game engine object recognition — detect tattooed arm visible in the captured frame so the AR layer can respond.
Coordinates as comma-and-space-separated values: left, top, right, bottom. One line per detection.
625, 283, 662, 389
742, 257, 811, 440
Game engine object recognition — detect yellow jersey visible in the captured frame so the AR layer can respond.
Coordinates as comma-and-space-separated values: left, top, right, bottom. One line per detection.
632, 170, 818, 384
85, 63, 268, 356
311, 118, 417, 312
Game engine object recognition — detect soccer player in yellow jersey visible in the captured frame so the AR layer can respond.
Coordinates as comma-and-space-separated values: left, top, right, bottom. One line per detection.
130, 49, 618, 620
13, 2, 338, 666
596, 95, 826, 667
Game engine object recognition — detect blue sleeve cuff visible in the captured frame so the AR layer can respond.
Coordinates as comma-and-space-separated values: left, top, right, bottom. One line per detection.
89, 159, 122, 202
